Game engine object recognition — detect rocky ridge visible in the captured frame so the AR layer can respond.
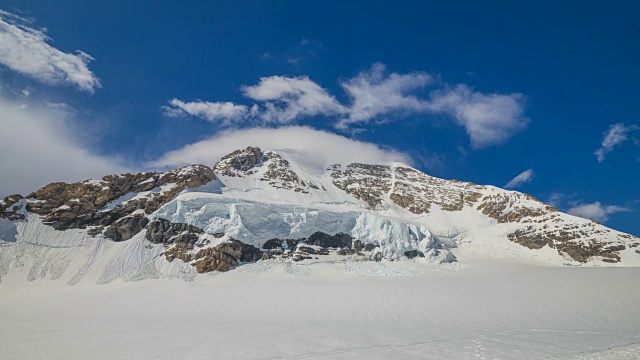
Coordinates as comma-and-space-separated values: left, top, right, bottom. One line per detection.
2, 165, 216, 241
327, 162, 636, 263
0, 194, 26, 221
213, 146, 318, 193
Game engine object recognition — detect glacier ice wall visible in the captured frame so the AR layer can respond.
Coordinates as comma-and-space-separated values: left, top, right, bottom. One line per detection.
153, 197, 448, 259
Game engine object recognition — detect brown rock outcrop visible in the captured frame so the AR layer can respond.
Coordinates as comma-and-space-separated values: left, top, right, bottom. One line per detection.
213, 146, 264, 176
0, 194, 26, 221
165, 238, 263, 273
145, 218, 203, 245
23, 165, 215, 240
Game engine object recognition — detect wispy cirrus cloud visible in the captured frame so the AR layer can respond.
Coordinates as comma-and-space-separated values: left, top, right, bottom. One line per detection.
594, 123, 639, 162
163, 99, 250, 126
546, 193, 567, 208
546, 193, 632, 223
163, 63, 529, 148
567, 202, 631, 223
0, 9, 101, 93
504, 168, 534, 189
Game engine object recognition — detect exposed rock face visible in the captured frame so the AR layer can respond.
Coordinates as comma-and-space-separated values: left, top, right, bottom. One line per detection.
259, 231, 381, 262
330, 163, 485, 212
163, 243, 195, 263
390, 183, 432, 214
262, 238, 299, 250
0, 194, 26, 221
305, 231, 353, 248
508, 225, 630, 263
214, 146, 264, 176
145, 218, 203, 245
391, 166, 484, 212
292, 246, 330, 261
103, 215, 150, 242
259, 152, 314, 193
192, 250, 239, 273
24, 165, 216, 240
214, 147, 317, 193
214, 239, 264, 262
477, 193, 557, 223
404, 250, 425, 259
331, 163, 392, 209
163, 238, 263, 273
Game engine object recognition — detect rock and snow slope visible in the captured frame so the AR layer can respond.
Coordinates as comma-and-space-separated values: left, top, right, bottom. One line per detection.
0, 146, 638, 284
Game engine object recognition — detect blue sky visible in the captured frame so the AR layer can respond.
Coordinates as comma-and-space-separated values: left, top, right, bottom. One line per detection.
0, 1, 638, 235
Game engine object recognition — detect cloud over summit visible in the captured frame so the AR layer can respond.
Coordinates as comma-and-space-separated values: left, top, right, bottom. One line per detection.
149, 126, 412, 170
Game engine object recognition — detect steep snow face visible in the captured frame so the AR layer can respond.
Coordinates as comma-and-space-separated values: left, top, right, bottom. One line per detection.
0, 215, 196, 284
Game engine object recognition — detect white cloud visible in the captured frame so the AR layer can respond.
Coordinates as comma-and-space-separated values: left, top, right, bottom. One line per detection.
338, 65, 528, 147
149, 126, 412, 170
567, 202, 631, 223
163, 98, 249, 126
427, 85, 528, 148
504, 168, 534, 189
242, 76, 345, 123
164, 76, 345, 126
0, 9, 100, 93
594, 123, 639, 162
546, 193, 566, 208
164, 63, 529, 148
0, 94, 130, 197
337, 63, 433, 128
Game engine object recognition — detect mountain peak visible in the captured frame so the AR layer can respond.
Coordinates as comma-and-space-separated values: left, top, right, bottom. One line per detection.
216, 146, 265, 175
1, 147, 639, 285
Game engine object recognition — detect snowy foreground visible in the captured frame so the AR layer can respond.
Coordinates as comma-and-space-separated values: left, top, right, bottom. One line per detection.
1, 260, 639, 360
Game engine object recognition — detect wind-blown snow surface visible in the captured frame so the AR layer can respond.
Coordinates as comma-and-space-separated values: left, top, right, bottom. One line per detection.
1, 261, 639, 360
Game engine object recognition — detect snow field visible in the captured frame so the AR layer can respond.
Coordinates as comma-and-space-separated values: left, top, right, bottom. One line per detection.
1, 260, 639, 360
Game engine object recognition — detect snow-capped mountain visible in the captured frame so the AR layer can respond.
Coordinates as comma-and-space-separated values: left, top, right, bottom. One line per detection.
1, 146, 638, 284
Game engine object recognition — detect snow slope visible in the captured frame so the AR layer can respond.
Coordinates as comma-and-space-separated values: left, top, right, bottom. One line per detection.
1, 260, 638, 360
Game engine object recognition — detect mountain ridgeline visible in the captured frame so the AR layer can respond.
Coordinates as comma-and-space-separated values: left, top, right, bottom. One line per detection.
0, 147, 638, 284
